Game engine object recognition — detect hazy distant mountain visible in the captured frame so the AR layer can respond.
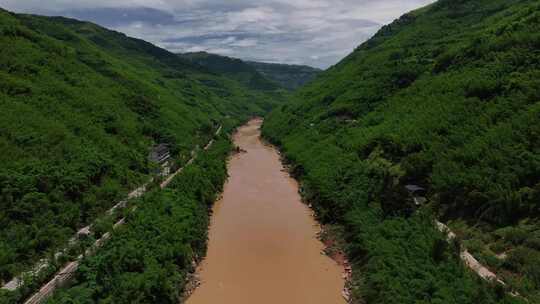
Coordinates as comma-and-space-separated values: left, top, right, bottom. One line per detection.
246, 61, 322, 90
179, 52, 282, 92
179, 51, 321, 91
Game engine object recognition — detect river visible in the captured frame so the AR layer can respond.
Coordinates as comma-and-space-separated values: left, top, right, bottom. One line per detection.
186, 118, 345, 304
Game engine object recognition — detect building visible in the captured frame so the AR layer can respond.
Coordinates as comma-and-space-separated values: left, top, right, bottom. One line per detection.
149, 144, 171, 176
405, 184, 428, 206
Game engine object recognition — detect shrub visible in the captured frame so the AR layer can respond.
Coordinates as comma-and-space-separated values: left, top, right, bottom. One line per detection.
464, 76, 502, 100
504, 228, 528, 246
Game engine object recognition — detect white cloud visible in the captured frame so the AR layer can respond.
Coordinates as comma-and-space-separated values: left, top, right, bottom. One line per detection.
0, 0, 436, 68
230, 38, 258, 47
227, 7, 276, 23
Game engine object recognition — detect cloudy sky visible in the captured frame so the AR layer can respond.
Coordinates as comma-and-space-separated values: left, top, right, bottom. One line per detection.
0, 0, 435, 68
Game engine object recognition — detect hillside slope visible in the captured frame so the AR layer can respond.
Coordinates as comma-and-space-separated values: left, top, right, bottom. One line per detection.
246, 61, 321, 90
178, 52, 282, 92
0, 8, 283, 288
263, 0, 539, 302
44, 137, 231, 304
179, 51, 321, 91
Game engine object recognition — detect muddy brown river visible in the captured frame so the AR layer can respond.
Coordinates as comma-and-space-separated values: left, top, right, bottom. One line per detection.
186, 119, 345, 304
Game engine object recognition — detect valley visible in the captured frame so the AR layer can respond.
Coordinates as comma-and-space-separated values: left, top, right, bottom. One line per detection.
0, 0, 539, 303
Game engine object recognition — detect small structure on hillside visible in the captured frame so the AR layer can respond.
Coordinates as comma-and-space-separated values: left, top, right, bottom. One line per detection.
149, 144, 172, 176
405, 184, 427, 206
77, 226, 91, 239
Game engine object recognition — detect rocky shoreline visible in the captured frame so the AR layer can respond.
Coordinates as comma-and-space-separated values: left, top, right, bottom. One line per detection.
317, 225, 353, 303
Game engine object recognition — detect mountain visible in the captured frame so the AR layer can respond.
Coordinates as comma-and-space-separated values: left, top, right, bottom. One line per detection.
263, 0, 539, 302
0, 7, 284, 294
246, 61, 322, 90
178, 52, 282, 92
179, 51, 321, 91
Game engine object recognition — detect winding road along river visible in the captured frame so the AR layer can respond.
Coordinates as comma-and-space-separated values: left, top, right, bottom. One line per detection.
186, 118, 345, 304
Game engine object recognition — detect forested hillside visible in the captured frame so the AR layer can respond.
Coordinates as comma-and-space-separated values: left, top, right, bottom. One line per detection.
246, 61, 321, 90
178, 52, 282, 92
263, 0, 539, 302
179, 51, 321, 91
43, 136, 231, 304
0, 7, 283, 291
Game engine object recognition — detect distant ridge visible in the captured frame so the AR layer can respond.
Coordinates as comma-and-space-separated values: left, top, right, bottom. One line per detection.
179, 51, 321, 91
179, 51, 281, 91
246, 61, 322, 91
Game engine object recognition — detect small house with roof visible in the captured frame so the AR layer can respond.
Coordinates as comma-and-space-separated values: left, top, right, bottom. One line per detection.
405, 184, 428, 206
149, 144, 172, 176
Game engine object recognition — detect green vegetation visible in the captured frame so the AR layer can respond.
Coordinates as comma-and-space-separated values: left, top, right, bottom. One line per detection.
2, 0, 539, 302
0, 7, 283, 290
43, 136, 230, 304
263, 0, 539, 302
179, 51, 283, 92
246, 61, 321, 90
179, 51, 321, 91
